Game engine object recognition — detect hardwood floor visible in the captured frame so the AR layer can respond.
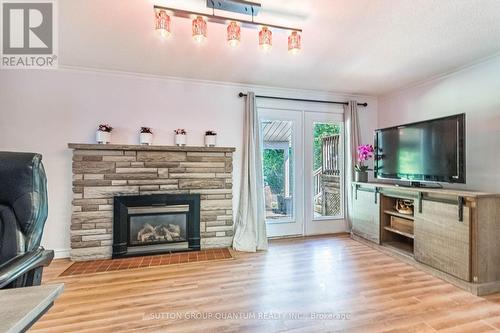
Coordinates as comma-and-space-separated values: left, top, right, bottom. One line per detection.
32, 235, 500, 333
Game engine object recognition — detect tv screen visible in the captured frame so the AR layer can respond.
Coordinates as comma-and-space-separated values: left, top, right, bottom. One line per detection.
375, 114, 465, 183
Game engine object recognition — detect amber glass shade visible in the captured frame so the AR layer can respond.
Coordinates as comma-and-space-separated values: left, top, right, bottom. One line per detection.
192, 16, 207, 43
259, 27, 272, 52
227, 21, 241, 47
288, 31, 301, 54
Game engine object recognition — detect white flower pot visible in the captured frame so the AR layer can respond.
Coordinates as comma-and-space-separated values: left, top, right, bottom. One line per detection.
204, 135, 217, 147
140, 132, 153, 145
96, 131, 111, 144
175, 134, 187, 146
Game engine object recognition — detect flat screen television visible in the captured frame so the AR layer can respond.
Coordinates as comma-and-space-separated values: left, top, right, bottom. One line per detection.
374, 114, 466, 184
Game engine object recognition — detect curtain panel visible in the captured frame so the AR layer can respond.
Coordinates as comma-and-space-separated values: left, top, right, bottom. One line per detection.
344, 101, 360, 230
233, 92, 268, 252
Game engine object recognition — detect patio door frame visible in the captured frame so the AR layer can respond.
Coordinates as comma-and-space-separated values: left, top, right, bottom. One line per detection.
257, 98, 346, 238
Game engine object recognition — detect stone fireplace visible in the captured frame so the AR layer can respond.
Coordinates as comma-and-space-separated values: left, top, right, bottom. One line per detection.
69, 143, 235, 261
113, 193, 201, 258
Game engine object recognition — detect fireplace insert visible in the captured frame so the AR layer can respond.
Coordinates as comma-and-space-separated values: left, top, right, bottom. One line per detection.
112, 194, 200, 258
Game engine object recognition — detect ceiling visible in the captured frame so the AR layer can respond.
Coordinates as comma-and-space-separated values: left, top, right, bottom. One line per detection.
58, 0, 500, 96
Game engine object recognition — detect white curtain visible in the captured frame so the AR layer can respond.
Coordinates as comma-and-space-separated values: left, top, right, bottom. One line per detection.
344, 101, 360, 230
233, 92, 268, 252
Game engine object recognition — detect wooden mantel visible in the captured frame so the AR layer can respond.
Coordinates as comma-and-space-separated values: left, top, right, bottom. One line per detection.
68, 143, 236, 153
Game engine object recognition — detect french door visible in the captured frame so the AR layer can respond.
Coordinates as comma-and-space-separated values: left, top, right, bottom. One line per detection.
258, 100, 345, 238
304, 112, 345, 235
259, 108, 304, 237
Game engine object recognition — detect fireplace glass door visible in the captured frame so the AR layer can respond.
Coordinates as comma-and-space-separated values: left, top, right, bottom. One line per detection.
127, 205, 190, 254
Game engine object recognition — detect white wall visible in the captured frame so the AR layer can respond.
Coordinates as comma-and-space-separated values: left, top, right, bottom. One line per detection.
379, 55, 500, 192
0, 68, 377, 257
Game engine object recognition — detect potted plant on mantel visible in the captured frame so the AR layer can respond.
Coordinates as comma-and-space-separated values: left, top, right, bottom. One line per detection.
355, 144, 374, 183
96, 124, 113, 144
174, 129, 187, 146
204, 130, 217, 147
140, 127, 153, 145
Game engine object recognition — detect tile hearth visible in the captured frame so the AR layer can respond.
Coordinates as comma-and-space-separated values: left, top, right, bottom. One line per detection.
60, 248, 232, 276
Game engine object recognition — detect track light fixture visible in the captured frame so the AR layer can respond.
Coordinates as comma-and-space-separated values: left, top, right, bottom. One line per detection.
153, 0, 302, 53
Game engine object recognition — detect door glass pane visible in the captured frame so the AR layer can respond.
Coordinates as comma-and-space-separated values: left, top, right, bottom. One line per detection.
313, 122, 342, 218
261, 120, 294, 222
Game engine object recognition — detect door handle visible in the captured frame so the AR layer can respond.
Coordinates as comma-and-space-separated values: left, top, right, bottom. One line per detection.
418, 192, 423, 213
458, 196, 465, 222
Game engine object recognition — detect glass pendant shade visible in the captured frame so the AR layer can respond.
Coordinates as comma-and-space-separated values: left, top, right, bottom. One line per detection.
155, 10, 171, 39
259, 27, 272, 52
227, 21, 241, 47
288, 31, 301, 54
192, 16, 207, 43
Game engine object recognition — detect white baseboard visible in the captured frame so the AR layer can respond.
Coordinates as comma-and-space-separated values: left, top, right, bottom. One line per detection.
53, 248, 71, 259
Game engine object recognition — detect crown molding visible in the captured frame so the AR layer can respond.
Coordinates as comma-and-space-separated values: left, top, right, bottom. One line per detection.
381, 51, 500, 99
55, 64, 377, 103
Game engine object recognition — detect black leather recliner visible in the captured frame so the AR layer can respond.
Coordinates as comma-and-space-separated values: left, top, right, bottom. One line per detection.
0, 152, 54, 289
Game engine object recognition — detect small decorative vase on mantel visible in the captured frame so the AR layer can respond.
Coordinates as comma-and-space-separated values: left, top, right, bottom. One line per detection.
354, 144, 374, 183
174, 129, 187, 146
96, 124, 113, 144
140, 127, 153, 145
204, 130, 217, 147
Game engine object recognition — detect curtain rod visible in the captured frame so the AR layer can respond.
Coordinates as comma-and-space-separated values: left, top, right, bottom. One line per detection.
238, 92, 368, 107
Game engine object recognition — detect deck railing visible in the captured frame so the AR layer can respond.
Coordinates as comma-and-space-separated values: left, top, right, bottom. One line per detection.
321, 135, 340, 175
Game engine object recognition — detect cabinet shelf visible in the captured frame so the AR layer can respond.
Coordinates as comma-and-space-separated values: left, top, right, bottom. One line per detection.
383, 209, 414, 221
383, 241, 414, 257
383, 226, 414, 239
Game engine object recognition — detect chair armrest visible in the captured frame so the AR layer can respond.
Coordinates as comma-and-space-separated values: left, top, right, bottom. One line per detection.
0, 247, 54, 288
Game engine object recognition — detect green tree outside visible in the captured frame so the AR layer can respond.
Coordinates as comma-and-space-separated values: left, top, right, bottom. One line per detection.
263, 149, 285, 195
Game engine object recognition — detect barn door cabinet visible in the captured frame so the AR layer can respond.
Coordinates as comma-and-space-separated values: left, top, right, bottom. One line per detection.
414, 196, 471, 281
351, 184, 380, 244
351, 182, 500, 295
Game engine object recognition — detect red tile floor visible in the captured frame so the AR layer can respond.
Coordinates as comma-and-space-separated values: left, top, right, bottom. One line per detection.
60, 248, 232, 276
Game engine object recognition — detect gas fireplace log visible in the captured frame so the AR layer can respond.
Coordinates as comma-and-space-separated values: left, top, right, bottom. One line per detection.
137, 223, 183, 243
